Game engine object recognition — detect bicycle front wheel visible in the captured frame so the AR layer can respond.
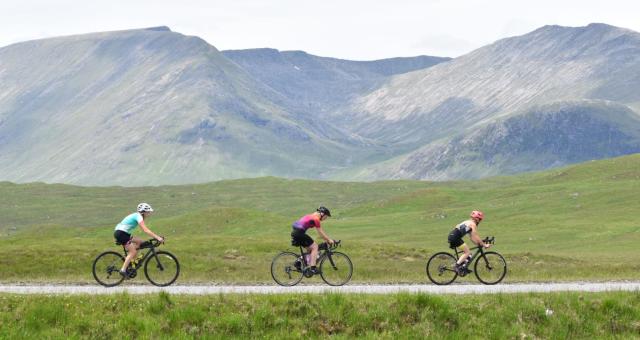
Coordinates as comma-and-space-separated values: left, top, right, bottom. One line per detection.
474, 251, 507, 285
271, 252, 304, 286
144, 251, 180, 287
319, 252, 353, 286
426, 252, 458, 285
92, 251, 125, 287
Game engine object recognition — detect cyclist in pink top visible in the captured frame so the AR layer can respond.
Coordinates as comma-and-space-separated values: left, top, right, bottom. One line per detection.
291, 206, 335, 274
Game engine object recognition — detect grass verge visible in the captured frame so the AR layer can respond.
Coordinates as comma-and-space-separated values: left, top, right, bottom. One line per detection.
1, 291, 639, 338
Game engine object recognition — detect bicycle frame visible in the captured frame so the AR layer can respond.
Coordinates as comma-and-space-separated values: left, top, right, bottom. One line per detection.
297, 242, 338, 269
453, 245, 484, 265
121, 240, 161, 270
452, 236, 495, 266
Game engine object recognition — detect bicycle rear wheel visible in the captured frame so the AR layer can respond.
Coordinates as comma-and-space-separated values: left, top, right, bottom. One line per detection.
144, 251, 180, 287
319, 252, 353, 286
92, 251, 125, 287
271, 252, 304, 286
426, 252, 458, 285
474, 251, 507, 285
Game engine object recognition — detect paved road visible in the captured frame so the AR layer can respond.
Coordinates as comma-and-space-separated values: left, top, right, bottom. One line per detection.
1, 282, 639, 295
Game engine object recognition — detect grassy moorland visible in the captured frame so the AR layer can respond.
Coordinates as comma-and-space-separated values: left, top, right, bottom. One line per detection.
0, 154, 639, 283
1, 291, 639, 338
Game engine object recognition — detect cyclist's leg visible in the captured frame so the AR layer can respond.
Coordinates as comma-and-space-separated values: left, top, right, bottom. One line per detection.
448, 231, 467, 265
294, 231, 317, 267
456, 243, 471, 265
307, 242, 319, 267
121, 237, 142, 271
292, 228, 317, 267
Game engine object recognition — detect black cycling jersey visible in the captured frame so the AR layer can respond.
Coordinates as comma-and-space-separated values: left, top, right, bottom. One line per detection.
455, 223, 472, 235
448, 222, 473, 249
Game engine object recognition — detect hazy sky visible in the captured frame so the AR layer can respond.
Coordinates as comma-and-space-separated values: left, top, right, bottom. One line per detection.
1, 0, 638, 60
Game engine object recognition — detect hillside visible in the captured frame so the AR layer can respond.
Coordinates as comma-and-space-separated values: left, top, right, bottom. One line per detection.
342, 23, 640, 143
0, 27, 447, 186
1, 154, 639, 282
347, 100, 640, 180
0, 27, 370, 185
331, 23, 640, 179
2, 24, 640, 185
223, 48, 449, 112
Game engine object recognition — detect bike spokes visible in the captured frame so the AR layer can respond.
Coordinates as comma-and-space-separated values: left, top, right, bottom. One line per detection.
271, 252, 304, 286
319, 252, 353, 286
474, 252, 507, 285
426, 252, 458, 285
92, 251, 125, 287
144, 251, 180, 287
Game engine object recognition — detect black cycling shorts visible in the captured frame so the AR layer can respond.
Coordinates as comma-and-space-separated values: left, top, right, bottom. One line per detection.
448, 229, 465, 249
291, 228, 314, 247
114, 230, 132, 245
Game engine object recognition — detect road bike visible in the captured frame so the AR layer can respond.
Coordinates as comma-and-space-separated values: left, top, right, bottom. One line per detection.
271, 240, 352, 286
92, 238, 180, 287
426, 236, 506, 285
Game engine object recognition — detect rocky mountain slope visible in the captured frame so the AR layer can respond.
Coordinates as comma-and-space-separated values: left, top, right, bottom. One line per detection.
1, 24, 639, 185
340, 24, 640, 144
348, 100, 640, 180
336, 23, 640, 179
0, 27, 446, 185
223, 48, 448, 113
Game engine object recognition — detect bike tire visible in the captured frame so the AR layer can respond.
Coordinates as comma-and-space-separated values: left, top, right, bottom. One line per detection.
271, 252, 304, 286
426, 252, 458, 285
474, 251, 507, 285
92, 251, 125, 287
319, 252, 353, 286
144, 250, 180, 287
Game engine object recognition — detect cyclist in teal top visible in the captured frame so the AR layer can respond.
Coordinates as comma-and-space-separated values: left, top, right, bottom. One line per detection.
114, 203, 164, 277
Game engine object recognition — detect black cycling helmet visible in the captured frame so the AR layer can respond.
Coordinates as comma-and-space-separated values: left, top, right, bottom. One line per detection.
317, 206, 331, 217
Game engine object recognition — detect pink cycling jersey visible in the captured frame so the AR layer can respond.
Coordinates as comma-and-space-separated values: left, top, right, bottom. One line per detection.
292, 214, 321, 231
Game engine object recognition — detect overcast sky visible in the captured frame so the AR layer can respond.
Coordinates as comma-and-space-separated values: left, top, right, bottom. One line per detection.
1, 0, 638, 60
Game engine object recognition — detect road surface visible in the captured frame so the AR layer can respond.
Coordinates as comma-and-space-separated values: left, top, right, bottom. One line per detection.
1, 282, 639, 295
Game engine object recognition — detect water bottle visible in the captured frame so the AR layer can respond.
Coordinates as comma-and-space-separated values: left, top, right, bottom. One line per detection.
294, 256, 303, 269
133, 253, 144, 267
304, 253, 311, 264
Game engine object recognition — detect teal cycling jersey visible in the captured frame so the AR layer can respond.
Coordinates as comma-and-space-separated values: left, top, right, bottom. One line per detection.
114, 212, 143, 234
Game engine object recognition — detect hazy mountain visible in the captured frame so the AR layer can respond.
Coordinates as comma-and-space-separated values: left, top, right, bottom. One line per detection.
1, 24, 640, 185
0, 27, 373, 185
223, 48, 449, 112
335, 23, 640, 179
346, 100, 640, 180
340, 23, 640, 146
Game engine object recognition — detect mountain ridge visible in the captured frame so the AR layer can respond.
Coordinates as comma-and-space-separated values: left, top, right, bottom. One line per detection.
0, 26, 444, 185
345, 100, 640, 180
1, 24, 640, 185
328, 23, 640, 179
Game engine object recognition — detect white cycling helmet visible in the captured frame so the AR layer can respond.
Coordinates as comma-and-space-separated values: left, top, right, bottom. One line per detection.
137, 203, 154, 213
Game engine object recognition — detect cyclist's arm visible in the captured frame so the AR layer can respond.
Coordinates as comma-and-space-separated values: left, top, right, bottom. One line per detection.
139, 220, 163, 241
315, 227, 334, 244
469, 225, 488, 248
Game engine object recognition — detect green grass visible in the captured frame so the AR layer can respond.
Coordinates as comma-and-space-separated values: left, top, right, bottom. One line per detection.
1, 291, 640, 338
1, 154, 640, 283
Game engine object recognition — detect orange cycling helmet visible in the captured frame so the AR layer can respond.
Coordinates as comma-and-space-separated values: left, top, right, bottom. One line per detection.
470, 210, 484, 221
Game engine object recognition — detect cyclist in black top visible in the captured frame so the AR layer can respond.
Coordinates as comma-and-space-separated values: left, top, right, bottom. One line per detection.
448, 210, 491, 274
